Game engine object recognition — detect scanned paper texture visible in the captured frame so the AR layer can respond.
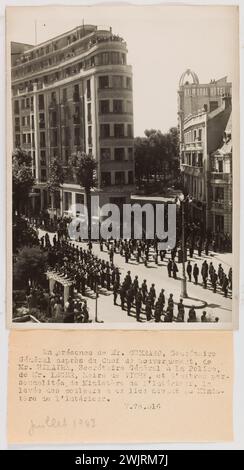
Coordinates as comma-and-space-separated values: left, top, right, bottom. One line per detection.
8, 330, 233, 444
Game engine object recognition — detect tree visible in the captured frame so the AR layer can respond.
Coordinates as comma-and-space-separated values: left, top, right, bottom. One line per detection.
134, 127, 180, 187
13, 246, 48, 289
47, 158, 65, 216
12, 148, 35, 215
70, 152, 97, 239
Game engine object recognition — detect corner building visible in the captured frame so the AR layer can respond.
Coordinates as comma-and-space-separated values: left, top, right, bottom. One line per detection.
11, 25, 135, 215
178, 69, 232, 237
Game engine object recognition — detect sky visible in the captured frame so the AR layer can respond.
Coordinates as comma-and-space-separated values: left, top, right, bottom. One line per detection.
7, 4, 238, 136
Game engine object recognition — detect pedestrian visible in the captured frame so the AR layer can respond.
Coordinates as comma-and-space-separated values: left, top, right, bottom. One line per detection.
187, 261, 192, 282
193, 263, 199, 284
167, 259, 172, 277
188, 306, 197, 322
172, 261, 178, 279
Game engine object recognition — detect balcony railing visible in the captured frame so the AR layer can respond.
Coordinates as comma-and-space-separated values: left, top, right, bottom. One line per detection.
211, 200, 225, 210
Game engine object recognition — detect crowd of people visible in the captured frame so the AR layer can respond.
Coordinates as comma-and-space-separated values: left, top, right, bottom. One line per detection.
98, 238, 232, 300
13, 212, 232, 323
33, 229, 229, 323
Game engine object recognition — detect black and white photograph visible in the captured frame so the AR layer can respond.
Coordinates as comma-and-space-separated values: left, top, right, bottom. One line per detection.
7, 4, 239, 328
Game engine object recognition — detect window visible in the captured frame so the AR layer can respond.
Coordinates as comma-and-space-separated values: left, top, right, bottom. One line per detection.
76, 193, 84, 206
111, 52, 120, 64
121, 53, 126, 65
51, 129, 58, 147
114, 124, 124, 138
39, 113, 45, 128
22, 134, 26, 144
73, 84, 79, 102
215, 187, 224, 201
40, 150, 46, 165
100, 100, 110, 114
101, 172, 111, 186
62, 88, 67, 102
73, 107, 80, 124
26, 98, 30, 108
127, 124, 133, 138
41, 169, 47, 182
100, 52, 109, 65
88, 126, 92, 146
86, 80, 91, 100
38, 94, 44, 110
51, 91, 56, 103
87, 103, 92, 123
101, 148, 111, 160
115, 171, 125, 185
128, 147, 133, 161
113, 100, 123, 113
193, 130, 197, 141
14, 101, 19, 114
22, 116, 26, 126
31, 115, 35, 128
198, 129, 202, 141
126, 77, 132, 89
21, 99, 25, 110
114, 148, 125, 161
100, 124, 110, 139
27, 133, 31, 144
64, 191, 72, 211
74, 127, 80, 146
198, 153, 203, 167
192, 153, 197, 166
126, 101, 133, 113
40, 131, 46, 147
98, 76, 109, 89
128, 171, 134, 185
112, 75, 123, 88
50, 111, 57, 127
218, 160, 224, 173
215, 215, 224, 232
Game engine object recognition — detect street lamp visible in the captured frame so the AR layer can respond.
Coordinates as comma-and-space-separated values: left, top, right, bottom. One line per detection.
176, 194, 192, 298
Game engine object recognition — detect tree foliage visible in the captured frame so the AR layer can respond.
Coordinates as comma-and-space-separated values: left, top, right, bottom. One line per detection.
70, 152, 97, 239
70, 152, 97, 192
47, 158, 65, 193
134, 127, 180, 187
13, 246, 47, 288
12, 148, 35, 214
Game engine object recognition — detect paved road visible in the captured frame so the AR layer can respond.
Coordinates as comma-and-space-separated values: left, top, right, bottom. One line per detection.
39, 229, 232, 325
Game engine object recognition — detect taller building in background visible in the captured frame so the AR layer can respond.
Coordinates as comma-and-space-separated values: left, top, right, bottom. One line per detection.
11, 24, 135, 215
178, 69, 232, 239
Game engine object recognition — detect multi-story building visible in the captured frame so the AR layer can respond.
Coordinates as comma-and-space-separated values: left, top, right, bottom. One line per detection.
178, 69, 232, 236
11, 24, 135, 216
210, 113, 232, 235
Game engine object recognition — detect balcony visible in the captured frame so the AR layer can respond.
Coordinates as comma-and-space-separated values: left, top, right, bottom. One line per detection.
181, 164, 203, 176
210, 172, 231, 183
211, 200, 225, 211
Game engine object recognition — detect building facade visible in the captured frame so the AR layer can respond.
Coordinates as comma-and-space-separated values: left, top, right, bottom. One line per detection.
11, 24, 135, 216
209, 114, 232, 235
178, 69, 232, 236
